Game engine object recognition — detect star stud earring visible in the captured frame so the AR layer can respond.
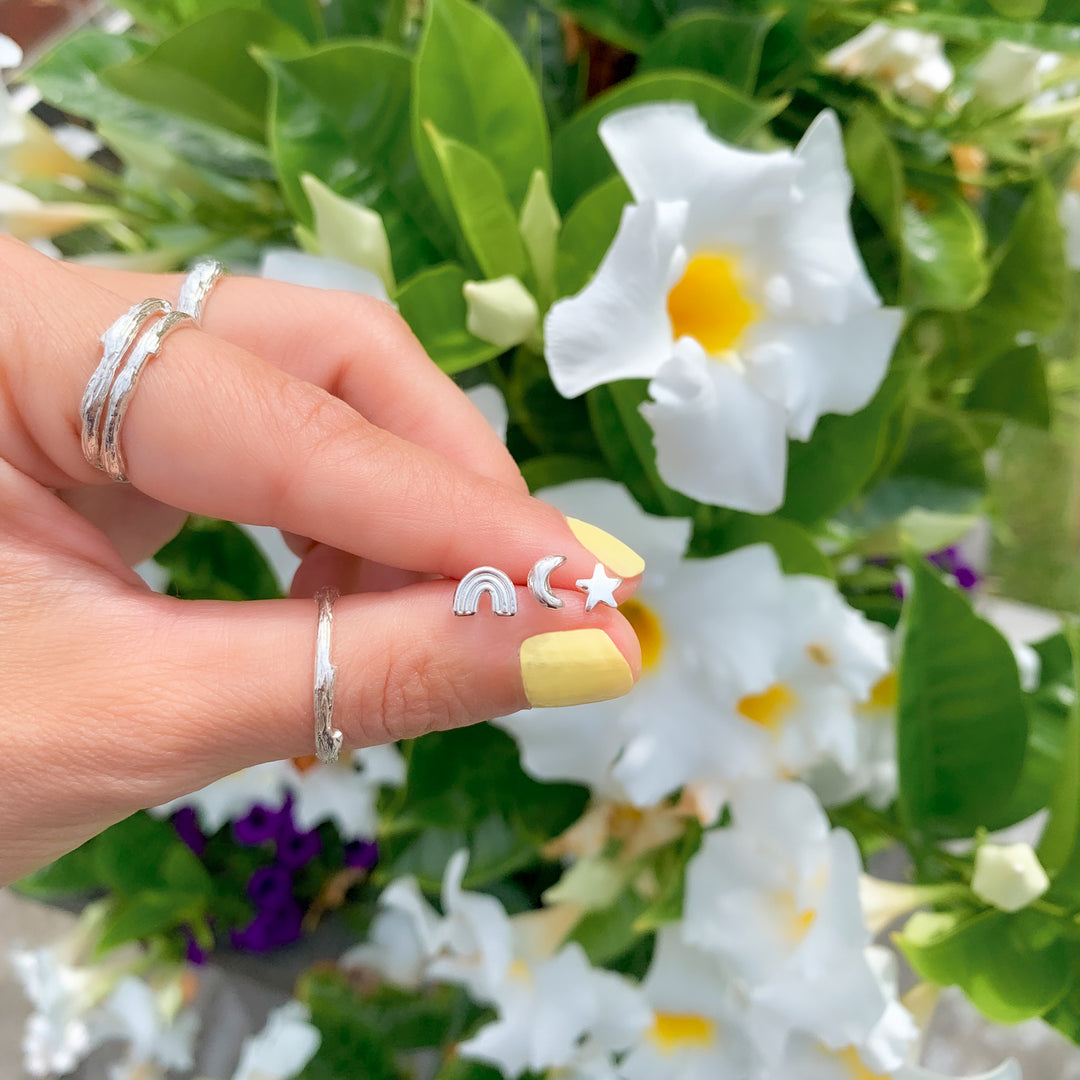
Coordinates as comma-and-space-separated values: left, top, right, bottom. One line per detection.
576, 562, 622, 611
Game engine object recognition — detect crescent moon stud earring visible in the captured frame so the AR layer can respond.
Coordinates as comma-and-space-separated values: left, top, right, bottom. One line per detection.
528, 555, 566, 609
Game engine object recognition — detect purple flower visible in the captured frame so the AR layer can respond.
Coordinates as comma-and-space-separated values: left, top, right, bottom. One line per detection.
247, 865, 294, 911
343, 839, 379, 870
184, 931, 208, 966
233, 799, 291, 846
955, 565, 980, 591
275, 822, 322, 869
231, 901, 304, 952
172, 807, 207, 857
929, 546, 958, 570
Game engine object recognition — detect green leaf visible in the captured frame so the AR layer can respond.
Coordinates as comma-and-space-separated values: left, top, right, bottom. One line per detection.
587, 381, 696, 519
890, 409, 987, 494
898, 909, 1072, 1024
155, 517, 282, 600
967, 179, 1068, 372
843, 107, 903, 238
689, 508, 832, 577
988, 0, 1046, 14
1037, 622, 1080, 893
413, 0, 550, 219
892, 12, 1080, 51
901, 188, 989, 312
519, 168, 561, 310
262, 41, 448, 279
521, 454, 613, 493
897, 561, 1029, 840
555, 174, 629, 298
548, 0, 664, 52
381, 725, 587, 889
395, 264, 503, 375
15, 838, 102, 898
640, 11, 776, 94
965, 344, 1051, 429
551, 71, 781, 213
779, 357, 910, 526
97, 891, 206, 954
423, 123, 530, 281
103, 10, 307, 142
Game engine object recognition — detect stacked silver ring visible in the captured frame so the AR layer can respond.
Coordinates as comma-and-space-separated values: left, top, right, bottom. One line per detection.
79, 259, 224, 482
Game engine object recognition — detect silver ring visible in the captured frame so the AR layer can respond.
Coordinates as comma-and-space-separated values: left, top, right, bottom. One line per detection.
177, 259, 224, 322
314, 587, 342, 765
98, 309, 195, 482
81, 298, 170, 469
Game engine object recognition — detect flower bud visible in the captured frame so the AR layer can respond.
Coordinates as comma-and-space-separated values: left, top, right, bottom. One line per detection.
971, 841, 1050, 913
463, 275, 540, 349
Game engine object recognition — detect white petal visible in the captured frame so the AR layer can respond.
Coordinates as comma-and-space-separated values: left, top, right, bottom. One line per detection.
757, 111, 883, 323
533, 478, 691, 576
746, 306, 904, 441
600, 102, 800, 247
642, 339, 789, 512
972, 41, 1046, 109
0, 35, 22, 69
543, 200, 685, 398
259, 248, 391, 304
232, 1001, 321, 1080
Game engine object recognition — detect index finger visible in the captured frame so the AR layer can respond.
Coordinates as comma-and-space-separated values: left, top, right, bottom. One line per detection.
2, 239, 646, 591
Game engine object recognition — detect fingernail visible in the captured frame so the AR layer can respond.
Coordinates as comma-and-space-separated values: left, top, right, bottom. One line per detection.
520, 629, 635, 708
566, 517, 645, 578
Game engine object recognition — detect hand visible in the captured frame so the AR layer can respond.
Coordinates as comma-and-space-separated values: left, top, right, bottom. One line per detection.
0, 237, 643, 885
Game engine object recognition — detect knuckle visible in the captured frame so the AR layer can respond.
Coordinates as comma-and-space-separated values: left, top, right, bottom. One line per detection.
364, 637, 463, 742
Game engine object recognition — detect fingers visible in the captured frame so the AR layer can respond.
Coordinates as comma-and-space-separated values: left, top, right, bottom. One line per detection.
1, 239, 644, 594
70, 264, 524, 492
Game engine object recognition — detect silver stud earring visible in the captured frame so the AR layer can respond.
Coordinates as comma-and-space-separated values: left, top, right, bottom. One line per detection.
576, 563, 622, 611
454, 566, 517, 616
528, 555, 566, 609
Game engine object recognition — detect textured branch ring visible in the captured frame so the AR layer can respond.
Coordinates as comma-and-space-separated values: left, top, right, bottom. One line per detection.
313, 586, 343, 765
176, 259, 225, 322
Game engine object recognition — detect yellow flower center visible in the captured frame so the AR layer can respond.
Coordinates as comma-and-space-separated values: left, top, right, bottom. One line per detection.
649, 1013, 717, 1052
738, 683, 797, 729
863, 671, 898, 711
620, 599, 664, 671
666, 252, 757, 355
837, 1046, 889, 1080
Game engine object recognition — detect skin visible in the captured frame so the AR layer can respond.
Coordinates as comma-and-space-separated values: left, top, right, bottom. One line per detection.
0, 236, 642, 886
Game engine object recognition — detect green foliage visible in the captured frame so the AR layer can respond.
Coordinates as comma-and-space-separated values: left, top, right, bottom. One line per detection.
897, 561, 1029, 841
395, 264, 504, 374
154, 517, 282, 600
379, 725, 588, 889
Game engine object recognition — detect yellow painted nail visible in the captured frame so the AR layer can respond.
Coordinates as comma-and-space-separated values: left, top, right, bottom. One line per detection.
520, 629, 635, 708
566, 517, 645, 578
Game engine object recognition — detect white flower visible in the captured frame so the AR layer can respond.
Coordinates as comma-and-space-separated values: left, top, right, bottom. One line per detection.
498, 480, 889, 821
98, 974, 200, 1080
681, 781, 887, 1064
464, 275, 540, 348
1061, 189, 1080, 271
152, 746, 404, 838
0, 35, 27, 150
824, 23, 954, 107
260, 248, 392, 304
231, 1000, 321, 1080
0, 180, 113, 241
544, 105, 903, 512
971, 42, 1060, 110
620, 927, 757, 1080
971, 841, 1050, 913
348, 851, 649, 1077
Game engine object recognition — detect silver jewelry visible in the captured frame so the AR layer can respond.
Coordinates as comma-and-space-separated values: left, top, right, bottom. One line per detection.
81, 298, 170, 468
177, 259, 224, 322
314, 586, 342, 765
528, 555, 566, 609
453, 567, 517, 616
576, 563, 622, 612
98, 310, 195, 482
